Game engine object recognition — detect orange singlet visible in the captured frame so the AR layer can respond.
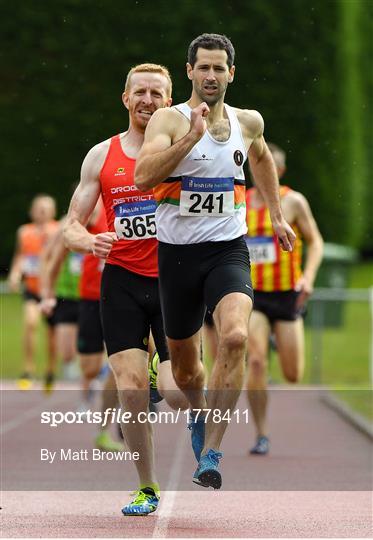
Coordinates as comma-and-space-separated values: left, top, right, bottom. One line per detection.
79, 203, 107, 301
246, 186, 303, 292
19, 221, 59, 295
100, 135, 158, 277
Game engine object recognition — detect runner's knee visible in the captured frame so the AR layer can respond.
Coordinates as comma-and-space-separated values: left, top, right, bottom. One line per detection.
110, 363, 147, 392
283, 364, 303, 383
172, 362, 204, 389
220, 328, 247, 354
248, 352, 267, 379
81, 363, 101, 380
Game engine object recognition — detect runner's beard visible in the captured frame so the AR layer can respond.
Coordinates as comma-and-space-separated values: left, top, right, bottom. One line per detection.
195, 83, 227, 106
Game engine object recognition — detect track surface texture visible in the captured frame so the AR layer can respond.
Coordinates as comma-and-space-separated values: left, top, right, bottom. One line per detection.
1, 381, 372, 538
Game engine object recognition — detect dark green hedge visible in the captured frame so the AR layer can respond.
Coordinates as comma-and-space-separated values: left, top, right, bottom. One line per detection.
1, 0, 371, 269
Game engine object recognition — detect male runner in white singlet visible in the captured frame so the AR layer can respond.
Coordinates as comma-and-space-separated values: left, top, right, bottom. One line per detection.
135, 33, 296, 489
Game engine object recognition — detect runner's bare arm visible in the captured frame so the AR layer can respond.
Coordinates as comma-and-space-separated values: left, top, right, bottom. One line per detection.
63, 143, 117, 257
7, 228, 23, 292
135, 103, 209, 191
292, 193, 323, 307
40, 225, 67, 299
39, 226, 68, 315
246, 112, 296, 252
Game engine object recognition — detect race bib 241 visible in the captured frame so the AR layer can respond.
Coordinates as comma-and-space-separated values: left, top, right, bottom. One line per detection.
180, 177, 234, 217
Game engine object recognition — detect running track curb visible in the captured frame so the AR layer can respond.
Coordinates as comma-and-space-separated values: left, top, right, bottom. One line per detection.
321, 391, 373, 440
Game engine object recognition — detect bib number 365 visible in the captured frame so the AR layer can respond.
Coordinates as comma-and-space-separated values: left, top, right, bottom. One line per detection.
114, 214, 156, 239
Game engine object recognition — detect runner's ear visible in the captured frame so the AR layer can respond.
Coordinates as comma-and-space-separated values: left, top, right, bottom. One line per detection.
186, 63, 193, 80
228, 65, 235, 84
122, 91, 129, 111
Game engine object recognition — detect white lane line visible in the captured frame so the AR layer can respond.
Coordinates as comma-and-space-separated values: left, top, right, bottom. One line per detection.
152, 424, 188, 538
1, 393, 68, 435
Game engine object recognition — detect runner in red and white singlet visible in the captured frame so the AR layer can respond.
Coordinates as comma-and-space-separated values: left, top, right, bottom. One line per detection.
100, 134, 158, 277
63, 64, 188, 516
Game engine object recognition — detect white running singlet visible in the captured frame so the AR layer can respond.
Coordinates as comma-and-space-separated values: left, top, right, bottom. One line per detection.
153, 103, 252, 244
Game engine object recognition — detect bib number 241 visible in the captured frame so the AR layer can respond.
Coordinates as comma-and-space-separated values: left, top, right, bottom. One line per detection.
180, 176, 234, 217
189, 193, 224, 214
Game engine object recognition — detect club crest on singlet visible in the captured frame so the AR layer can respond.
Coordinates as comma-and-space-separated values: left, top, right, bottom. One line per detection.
234, 150, 244, 166
114, 199, 157, 239
179, 176, 235, 217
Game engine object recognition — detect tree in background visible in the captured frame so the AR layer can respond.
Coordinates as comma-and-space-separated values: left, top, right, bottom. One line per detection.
1, 0, 371, 270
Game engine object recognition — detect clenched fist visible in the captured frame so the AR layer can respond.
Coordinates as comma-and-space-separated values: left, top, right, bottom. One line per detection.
189, 102, 210, 141
92, 232, 118, 258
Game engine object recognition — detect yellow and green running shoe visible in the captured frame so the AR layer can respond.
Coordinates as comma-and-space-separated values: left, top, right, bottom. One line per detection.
17, 372, 33, 390
148, 351, 163, 403
121, 487, 160, 516
95, 431, 125, 452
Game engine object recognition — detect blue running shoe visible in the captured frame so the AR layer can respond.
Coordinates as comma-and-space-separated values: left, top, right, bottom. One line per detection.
121, 487, 160, 516
193, 449, 223, 489
188, 411, 205, 462
148, 351, 163, 404
250, 435, 269, 455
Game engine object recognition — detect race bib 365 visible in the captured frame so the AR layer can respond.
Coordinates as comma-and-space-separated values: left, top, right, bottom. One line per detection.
114, 200, 157, 240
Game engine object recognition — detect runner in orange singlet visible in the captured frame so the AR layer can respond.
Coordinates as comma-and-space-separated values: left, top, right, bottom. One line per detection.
8, 194, 58, 389
245, 143, 323, 455
63, 64, 188, 516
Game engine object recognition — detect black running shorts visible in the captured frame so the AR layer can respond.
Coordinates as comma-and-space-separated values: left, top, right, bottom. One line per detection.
253, 290, 303, 324
53, 298, 79, 324
77, 299, 104, 354
158, 236, 253, 340
100, 263, 169, 360
22, 288, 57, 327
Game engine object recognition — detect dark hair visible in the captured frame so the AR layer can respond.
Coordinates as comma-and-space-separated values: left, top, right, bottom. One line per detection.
188, 33, 235, 68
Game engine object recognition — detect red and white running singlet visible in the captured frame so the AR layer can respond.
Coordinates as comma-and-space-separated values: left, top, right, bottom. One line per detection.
79, 203, 107, 300
100, 134, 158, 277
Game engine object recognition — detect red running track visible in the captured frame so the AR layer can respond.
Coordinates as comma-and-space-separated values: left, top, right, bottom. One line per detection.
1, 382, 372, 538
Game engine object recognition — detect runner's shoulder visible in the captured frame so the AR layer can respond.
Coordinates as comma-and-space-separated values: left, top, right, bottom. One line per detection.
282, 188, 309, 212
86, 137, 112, 160
233, 108, 264, 139
150, 107, 182, 128
17, 223, 29, 238
82, 137, 112, 173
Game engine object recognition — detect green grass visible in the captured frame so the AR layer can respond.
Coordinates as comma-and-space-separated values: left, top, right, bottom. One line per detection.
264, 261, 372, 418
349, 261, 373, 288
268, 300, 370, 387
1, 262, 372, 418
331, 390, 373, 421
0, 293, 52, 379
